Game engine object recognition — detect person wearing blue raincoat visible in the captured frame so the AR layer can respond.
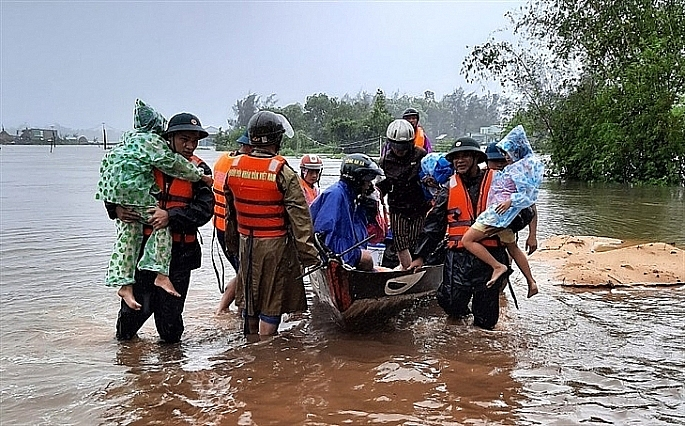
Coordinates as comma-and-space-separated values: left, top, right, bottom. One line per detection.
461, 125, 544, 297
310, 154, 384, 271
419, 152, 454, 201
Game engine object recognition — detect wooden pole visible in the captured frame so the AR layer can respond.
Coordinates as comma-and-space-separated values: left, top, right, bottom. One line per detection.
102, 123, 107, 150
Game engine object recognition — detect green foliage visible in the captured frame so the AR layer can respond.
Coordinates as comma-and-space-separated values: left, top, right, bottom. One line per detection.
214, 127, 246, 152
464, 0, 685, 185
229, 93, 277, 128
219, 88, 508, 157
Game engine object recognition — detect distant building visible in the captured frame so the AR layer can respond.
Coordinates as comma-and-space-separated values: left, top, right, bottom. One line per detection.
479, 125, 503, 144
17, 128, 59, 145
0, 127, 14, 144
200, 125, 220, 147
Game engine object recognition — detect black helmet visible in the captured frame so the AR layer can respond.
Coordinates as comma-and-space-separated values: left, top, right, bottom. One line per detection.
485, 142, 505, 161
445, 136, 487, 163
402, 107, 420, 119
163, 112, 209, 140
247, 111, 285, 146
340, 153, 384, 192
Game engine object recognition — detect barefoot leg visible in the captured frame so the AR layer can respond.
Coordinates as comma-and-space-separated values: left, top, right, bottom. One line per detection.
463, 228, 507, 287
486, 263, 508, 288
118, 285, 142, 310
397, 249, 412, 270
154, 273, 181, 297
215, 276, 237, 315
505, 242, 538, 297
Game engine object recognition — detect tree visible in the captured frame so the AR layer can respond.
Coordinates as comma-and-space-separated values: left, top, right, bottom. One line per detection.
364, 89, 393, 139
464, 0, 685, 184
229, 93, 278, 128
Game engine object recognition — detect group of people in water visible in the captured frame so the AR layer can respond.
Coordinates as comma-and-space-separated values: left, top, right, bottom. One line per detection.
97, 100, 543, 342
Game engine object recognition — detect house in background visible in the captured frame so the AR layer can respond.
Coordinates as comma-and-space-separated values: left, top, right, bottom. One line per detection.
479, 125, 503, 144
0, 127, 15, 144
199, 125, 220, 148
17, 128, 59, 144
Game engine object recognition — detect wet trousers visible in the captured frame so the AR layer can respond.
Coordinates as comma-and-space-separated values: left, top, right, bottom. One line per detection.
115, 267, 191, 343
437, 246, 509, 330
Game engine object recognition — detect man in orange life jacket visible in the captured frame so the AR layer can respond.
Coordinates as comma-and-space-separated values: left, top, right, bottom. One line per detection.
298, 154, 323, 206
402, 108, 432, 153
224, 111, 319, 337
108, 112, 214, 342
213, 131, 252, 315
409, 137, 509, 329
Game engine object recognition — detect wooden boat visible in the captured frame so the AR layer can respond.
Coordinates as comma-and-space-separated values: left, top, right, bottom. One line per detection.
309, 261, 443, 326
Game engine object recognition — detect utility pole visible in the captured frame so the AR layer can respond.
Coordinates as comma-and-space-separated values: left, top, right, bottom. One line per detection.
102, 123, 107, 150
50, 125, 56, 153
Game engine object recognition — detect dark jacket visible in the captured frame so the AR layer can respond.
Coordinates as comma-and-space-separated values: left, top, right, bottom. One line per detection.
414, 171, 508, 327
377, 146, 430, 218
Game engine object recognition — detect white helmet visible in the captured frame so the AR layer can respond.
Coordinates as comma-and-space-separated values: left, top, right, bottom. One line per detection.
386, 119, 415, 143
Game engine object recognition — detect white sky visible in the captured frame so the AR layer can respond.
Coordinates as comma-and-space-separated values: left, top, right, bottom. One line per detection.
1, 0, 522, 130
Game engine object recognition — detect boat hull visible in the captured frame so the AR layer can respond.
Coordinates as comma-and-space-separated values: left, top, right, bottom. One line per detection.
309, 262, 443, 325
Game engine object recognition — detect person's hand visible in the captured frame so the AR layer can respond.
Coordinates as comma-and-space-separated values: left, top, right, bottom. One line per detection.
422, 176, 438, 188
526, 234, 538, 255
115, 206, 141, 223
201, 174, 213, 186
408, 257, 424, 271
147, 206, 170, 231
495, 199, 512, 215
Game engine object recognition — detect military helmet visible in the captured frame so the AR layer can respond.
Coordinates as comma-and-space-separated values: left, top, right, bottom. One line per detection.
247, 110, 285, 146
340, 153, 384, 189
485, 142, 506, 161
445, 136, 487, 163
163, 112, 208, 140
236, 131, 250, 145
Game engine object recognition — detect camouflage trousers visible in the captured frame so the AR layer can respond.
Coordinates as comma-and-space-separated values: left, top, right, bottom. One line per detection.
105, 205, 172, 287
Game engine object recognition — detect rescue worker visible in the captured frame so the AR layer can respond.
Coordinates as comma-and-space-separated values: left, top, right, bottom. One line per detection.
213, 131, 252, 314
377, 119, 430, 270
409, 137, 509, 329
109, 112, 214, 342
224, 111, 319, 337
298, 154, 324, 206
402, 108, 432, 153
310, 153, 384, 271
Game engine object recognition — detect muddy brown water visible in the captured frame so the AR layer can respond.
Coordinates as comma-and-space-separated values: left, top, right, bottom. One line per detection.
1, 146, 683, 425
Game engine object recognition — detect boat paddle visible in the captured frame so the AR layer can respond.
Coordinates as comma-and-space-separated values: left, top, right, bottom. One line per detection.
297, 234, 375, 279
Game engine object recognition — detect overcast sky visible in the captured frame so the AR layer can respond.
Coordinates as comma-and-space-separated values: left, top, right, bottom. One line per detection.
2, 0, 522, 131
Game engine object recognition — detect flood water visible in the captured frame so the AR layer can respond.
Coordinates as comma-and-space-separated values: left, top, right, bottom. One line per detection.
1, 145, 683, 425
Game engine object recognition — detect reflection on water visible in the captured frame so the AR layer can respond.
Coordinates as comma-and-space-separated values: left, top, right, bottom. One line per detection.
1, 146, 683, 425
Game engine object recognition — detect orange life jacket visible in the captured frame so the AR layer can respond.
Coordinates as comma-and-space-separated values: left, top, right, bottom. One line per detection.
414, 126, 427, 150
298, 175, 319, 206
446, 169, 502, 249
212, 152, 236, 232
225, 154, 288, 238
144, 155, 204, 244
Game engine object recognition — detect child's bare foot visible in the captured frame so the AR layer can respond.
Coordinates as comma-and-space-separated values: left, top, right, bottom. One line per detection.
154, 274, 181, 297
486, 264, 509, 288
527, 281, 538, 298
118, 285, 141, 310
